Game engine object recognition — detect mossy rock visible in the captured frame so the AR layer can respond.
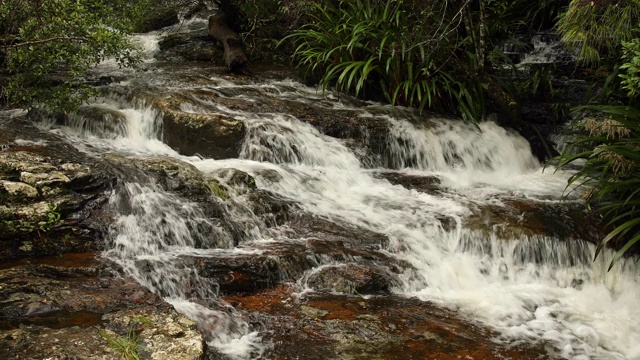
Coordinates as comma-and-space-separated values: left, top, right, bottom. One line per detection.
154, 95, 246, 159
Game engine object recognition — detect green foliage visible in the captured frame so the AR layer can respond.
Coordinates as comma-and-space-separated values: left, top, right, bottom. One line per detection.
619, 36, 640, 99
283, 0, 488, 122
229, 0, 316, 62
100, 328, 143, 360
0, 0, 145, 111
554, 5, 640, 266
551, 101, 571, 121
557, 0, 640, 66
129, 0, 180, 33
523, 63, 556, 99
556, 105, 640, 267
3, 203, 62, 236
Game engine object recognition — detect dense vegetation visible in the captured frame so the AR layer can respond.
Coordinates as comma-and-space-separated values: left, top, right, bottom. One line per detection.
1, 0, 639, 260
555, 0, 640, 264
0, 0, 187, 111
279, 0, 640, 262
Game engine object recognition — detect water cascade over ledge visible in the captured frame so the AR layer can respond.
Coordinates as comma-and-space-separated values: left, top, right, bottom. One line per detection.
38, 56, 640, 359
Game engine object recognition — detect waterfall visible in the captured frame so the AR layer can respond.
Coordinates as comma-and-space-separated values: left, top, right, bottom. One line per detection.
48, 64, 640, 359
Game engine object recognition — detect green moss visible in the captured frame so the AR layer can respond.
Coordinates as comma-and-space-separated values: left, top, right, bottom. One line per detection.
209, 181, 230, 200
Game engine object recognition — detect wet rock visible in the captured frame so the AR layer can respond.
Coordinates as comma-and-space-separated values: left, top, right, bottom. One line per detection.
154, 94, 245, 159
196, 254, 282, 294
157, 29, 219, 62
62, 105, 129, 139
305, 264, 394, 295
209, 168, 257, 194
0, 180, 38, 198
148, 86, 395, 163
114, 155, 211, 196
193, 234, 405, 296
247, 190, 298, 227
300, 305, 329, 318
374, 170, 442, 194
105, 155, 234, 225
465, 198, 604, 244
288, 214, 389, 251
224, 285, 553, 360
0, 147, 112, 259
0, 253, 204, 360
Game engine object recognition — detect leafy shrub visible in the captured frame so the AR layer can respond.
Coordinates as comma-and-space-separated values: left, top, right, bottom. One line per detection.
620, 36, 640, 98
0, 0, 144, 111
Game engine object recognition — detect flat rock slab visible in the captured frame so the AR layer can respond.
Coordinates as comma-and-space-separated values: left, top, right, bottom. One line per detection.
225, 285, 555, 360
0, 252, 204, 360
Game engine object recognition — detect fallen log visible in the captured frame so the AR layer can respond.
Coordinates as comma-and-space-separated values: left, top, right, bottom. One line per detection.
208, 12, 250, 74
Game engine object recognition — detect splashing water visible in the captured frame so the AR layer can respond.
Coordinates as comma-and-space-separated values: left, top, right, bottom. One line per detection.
47, 57, 640, 360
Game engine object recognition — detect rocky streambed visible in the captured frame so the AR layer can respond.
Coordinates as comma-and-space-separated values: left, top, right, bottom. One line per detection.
0, 100, 609, 359
1, 20, 638, 360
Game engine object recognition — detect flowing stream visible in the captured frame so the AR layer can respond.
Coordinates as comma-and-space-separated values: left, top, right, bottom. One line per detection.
41, 29, 640, 360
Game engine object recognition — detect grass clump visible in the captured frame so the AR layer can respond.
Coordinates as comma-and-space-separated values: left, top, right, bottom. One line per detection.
100, 328, 143, 360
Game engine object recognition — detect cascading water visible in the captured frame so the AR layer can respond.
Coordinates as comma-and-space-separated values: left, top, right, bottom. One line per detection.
43, 30, 640, 359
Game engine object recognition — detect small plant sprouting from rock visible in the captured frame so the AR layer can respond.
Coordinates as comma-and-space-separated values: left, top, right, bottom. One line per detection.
100, 328, 143, 360
3, 203, 62, 236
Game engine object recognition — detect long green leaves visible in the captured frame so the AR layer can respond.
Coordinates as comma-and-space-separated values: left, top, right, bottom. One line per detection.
557, 0, 640, 65
281, 0, 484, 122
556, 104, 640, 268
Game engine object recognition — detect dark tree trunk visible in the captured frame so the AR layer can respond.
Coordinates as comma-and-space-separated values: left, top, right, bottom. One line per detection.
208, 12, 250, 74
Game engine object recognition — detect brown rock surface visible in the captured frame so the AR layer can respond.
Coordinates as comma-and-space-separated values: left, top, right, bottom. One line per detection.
225, 285, 555, 360
0, 252, 204, 360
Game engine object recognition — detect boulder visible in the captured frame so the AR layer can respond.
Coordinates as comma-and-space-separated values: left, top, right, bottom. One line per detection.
154, 95, 245, 159
305, 264, 395, 295
0, 150, 112, 259
157, 30, 219, 62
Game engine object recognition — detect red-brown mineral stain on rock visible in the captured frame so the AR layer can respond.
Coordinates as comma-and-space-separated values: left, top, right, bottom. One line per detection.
224, 285, 554, 360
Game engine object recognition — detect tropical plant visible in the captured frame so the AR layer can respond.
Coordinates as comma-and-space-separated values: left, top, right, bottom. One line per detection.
557, 0, 640, 66
557, 105, 640, 267
283, 0, 493, 122
554, 34, 640, 268
620, 36, 640, 99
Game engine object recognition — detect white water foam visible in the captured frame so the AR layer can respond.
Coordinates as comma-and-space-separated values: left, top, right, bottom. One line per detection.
189, 82, 638, 359
50, 75, 640, 359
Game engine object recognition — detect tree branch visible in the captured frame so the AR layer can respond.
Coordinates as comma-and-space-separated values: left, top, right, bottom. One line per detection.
5, 36, 99, 48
